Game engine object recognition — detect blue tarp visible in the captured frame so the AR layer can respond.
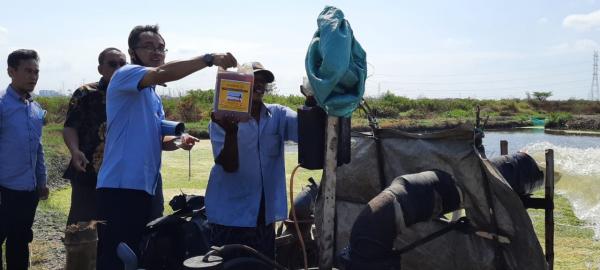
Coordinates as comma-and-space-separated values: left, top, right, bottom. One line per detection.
305, 6, 367, 117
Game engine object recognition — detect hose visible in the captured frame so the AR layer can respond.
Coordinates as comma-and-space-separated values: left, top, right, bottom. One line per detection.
203, 244, 287, 270
289, 164, 308, 270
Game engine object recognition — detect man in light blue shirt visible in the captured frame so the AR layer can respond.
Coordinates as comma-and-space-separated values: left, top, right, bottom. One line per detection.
0, 49, 48, 270
207, 62, 298, 258
95, 24, 237, 270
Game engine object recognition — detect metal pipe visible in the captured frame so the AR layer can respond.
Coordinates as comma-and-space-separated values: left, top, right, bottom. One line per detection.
545, 149, 555, 270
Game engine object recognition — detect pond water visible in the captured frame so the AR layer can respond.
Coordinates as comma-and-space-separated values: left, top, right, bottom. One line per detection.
484, 128, 600, 239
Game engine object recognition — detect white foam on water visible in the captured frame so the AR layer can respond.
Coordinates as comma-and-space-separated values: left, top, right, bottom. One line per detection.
523, 141, 600, 176
522, 142, 600, 239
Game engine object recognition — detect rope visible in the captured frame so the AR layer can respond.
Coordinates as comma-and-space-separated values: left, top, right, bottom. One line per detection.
289, 164, 308, 270
359, 99, 386, 191
393, 217, 471, 255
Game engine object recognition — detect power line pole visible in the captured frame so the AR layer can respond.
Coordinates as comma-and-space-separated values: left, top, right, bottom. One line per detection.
591, 50, 599, 101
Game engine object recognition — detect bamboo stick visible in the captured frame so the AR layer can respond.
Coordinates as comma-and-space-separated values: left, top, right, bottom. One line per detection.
316, 116, 338, 270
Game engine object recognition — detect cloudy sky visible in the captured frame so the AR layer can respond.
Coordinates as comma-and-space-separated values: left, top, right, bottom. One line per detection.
1, 0, 599, 99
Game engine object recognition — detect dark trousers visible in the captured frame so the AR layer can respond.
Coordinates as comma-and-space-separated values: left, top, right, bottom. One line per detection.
0, 186, 39, 270
209, 194, 275, 259
96, 188, 152, 270
67, 177, 97, 225
150, 175, 164, 220
68, 174, 163, 225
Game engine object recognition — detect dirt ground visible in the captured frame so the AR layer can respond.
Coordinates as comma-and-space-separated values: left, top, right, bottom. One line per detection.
30, 207, 67, 270
30, 154, 69, 270
563, 114, 600, 130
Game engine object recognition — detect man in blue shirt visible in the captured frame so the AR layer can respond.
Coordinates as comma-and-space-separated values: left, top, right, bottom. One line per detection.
207, 62, 298, 258
0, 49, 48, 270
96, 25, 237, 270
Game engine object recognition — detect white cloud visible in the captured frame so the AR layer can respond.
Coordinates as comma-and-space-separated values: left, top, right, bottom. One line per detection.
0, 26, 7, 45
563, 9, 600, 31
537, 17, 549, 25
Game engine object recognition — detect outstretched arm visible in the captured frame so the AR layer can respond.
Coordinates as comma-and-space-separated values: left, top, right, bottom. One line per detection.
139, 53, 237, 89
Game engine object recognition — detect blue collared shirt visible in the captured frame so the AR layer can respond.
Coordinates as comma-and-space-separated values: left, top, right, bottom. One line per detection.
97, 64, 165, 195
0, 85, 47, 191
206, 104, 298, 227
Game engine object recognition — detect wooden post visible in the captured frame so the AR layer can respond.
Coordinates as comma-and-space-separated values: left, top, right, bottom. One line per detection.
500, 140, 508, 155
545, 149, 555, 270
64, 222, 98, 270
315, 116, 338, 270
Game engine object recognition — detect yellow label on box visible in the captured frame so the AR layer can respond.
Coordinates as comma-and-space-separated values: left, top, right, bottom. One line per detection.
217, 79, 252, 112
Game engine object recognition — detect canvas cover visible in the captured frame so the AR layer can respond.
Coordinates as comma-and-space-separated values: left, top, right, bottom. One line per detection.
334, 124, 547, 269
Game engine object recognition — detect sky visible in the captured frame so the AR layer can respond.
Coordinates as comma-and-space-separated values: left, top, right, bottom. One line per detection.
1, 0, 600, 100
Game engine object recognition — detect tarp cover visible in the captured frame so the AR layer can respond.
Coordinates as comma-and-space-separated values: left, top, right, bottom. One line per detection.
335, 124, 547, 270
305, 6, 367, 117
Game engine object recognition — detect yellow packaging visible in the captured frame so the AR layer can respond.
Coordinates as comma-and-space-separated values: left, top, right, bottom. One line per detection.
213, 67, 254, 121
216, 79, 252, 112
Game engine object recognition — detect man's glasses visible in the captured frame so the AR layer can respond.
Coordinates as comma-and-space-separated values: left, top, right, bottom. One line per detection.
107, 60, 127, 69
135, 45, 168, 54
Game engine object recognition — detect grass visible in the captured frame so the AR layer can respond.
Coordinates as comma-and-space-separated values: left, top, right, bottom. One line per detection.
528, 191, 600, 269
38, 188, 72, 217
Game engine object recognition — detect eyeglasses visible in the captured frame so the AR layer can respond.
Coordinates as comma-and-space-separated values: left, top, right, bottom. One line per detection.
135, 45, 168, 54
107, 60, 127, 69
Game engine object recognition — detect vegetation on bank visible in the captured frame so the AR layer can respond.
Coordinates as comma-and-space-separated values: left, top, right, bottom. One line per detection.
36, 90, 600, 138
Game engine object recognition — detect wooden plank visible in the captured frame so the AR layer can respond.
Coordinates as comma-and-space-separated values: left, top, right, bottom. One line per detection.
519, 197, 547, 209
315, 116, 339, 270
500, 140, 508, 155
545, 149, 555, 270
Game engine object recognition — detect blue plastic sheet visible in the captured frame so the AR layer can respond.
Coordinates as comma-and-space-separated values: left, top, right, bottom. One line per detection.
305, 6, 367, 117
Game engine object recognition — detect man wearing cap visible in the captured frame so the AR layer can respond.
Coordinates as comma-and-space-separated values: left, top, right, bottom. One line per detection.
207, 62, 298, 258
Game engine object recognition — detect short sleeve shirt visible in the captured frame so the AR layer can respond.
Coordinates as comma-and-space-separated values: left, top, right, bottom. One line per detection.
97, 65, 165, 195
63, 79, 108, 182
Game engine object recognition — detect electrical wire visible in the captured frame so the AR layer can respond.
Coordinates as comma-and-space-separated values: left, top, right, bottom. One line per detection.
289, 164, 308, 270
376, 73, 589, 85
373, 59, 591, 79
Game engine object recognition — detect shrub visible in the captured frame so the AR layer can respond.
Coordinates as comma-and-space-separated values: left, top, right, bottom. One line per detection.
545, 112, 573, 128
446, 109, 471, 119
36, 96, 70, 124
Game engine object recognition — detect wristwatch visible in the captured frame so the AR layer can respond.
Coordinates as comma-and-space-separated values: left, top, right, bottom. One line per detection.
203, 53, 214, 67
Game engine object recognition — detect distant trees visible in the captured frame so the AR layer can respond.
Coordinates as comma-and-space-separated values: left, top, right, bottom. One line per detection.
532, 91, 552, 102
